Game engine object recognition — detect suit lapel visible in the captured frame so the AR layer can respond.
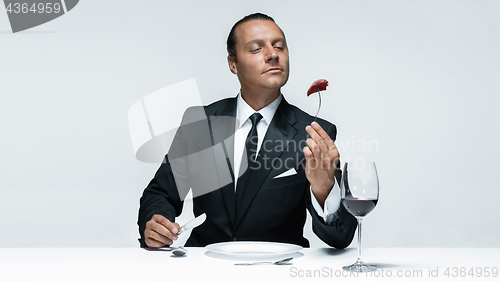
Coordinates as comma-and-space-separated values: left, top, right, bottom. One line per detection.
234, 98, 298, 228
208, 98, 238, 226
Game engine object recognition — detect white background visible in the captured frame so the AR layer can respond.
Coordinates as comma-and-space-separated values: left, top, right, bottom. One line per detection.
0, 0, 499, 248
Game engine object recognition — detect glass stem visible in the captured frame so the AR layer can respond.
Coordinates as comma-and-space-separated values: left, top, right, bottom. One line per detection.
357, 217, 363, 264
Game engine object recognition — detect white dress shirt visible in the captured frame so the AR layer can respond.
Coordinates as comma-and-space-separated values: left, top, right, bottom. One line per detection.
233, 93, 341, 224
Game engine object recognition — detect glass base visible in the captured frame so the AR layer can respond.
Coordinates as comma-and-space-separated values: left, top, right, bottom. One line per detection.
342, 260, 376, 272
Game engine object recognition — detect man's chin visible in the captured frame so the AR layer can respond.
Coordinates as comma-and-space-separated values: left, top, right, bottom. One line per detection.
262, 77, 288, 89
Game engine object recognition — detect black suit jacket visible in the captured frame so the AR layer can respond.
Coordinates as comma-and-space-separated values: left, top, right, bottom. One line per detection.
138, 96, 356, 248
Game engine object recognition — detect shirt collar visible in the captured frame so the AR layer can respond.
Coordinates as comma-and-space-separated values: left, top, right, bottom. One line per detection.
236, 92, 282, 128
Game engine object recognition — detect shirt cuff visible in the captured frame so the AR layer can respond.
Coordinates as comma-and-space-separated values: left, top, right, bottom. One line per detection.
310, 178, 341, 224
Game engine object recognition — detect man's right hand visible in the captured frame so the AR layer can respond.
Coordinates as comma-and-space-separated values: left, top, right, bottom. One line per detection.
144, 214, 180, 248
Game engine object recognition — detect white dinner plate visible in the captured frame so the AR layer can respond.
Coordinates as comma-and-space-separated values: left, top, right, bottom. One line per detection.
205, 241, 302, 257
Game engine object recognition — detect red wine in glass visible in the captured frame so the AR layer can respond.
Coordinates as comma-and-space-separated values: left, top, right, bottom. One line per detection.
342, 198, 378, 217
341, 162, 379, 273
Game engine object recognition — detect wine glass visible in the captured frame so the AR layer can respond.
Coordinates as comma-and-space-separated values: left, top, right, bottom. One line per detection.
341, 161, 379, 272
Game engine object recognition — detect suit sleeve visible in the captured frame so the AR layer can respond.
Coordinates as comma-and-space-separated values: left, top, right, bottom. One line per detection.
306, 122, 357, 249
137, 110, 194, 248
137, 157, 184, 248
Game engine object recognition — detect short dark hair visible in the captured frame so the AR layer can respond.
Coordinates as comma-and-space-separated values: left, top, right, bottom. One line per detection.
226, 13, 276, 61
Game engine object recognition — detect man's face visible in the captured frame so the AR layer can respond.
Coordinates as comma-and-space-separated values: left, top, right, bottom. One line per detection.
229, 20, 289, 93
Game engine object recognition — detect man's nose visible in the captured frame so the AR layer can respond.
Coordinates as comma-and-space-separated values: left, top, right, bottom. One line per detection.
265, 46, 279, 61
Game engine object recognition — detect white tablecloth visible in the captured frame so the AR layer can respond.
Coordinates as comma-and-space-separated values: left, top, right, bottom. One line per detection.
0, 248, 498, 280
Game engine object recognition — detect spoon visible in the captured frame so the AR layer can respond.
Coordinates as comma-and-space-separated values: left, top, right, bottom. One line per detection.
234, 257, 293, 266
171, 246, 188, 256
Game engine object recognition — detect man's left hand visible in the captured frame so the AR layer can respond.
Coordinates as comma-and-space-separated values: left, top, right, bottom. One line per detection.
303, 122, 340, 209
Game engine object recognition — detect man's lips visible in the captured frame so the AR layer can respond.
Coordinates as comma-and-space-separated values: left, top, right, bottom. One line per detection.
264, 67, 282, 74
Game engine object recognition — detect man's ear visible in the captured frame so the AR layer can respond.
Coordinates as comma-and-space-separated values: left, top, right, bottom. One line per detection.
228, 55, 238, 74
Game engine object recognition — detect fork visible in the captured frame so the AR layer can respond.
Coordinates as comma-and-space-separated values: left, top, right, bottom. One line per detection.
234, 257, 293, 266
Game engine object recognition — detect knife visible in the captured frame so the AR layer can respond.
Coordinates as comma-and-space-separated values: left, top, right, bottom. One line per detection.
176, 213, 207, 235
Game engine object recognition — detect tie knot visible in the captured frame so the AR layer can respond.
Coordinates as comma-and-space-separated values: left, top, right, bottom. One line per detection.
249, 113, 263, 126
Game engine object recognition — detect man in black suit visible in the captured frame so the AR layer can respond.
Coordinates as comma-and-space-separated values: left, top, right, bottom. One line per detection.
138, 13, 356, 248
